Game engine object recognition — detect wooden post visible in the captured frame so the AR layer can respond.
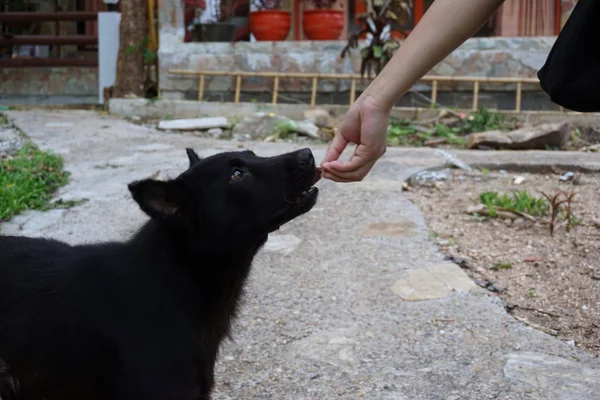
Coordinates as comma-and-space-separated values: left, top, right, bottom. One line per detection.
515, 81, 522, 112
431, 80, 438, 108
310, 77, 318, 106
349, 78, 357, 105
197, 74, 205, 101
272, 76, 279, 104
472, 80, 479, 111
234, 75, 242, 103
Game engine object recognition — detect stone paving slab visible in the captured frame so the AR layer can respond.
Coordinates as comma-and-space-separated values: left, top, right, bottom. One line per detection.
3, 110, 600, 399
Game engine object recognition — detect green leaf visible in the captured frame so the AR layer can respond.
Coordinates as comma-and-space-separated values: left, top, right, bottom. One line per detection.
373, 45, 382, 58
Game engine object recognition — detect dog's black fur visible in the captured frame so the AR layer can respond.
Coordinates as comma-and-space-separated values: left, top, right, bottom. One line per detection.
0, 147, 320, 400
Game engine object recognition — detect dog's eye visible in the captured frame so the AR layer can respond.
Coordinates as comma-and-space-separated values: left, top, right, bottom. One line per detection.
230, 169, 244, 183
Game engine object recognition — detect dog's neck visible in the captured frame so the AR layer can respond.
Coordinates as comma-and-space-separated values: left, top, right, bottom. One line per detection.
128, 219, 263, 341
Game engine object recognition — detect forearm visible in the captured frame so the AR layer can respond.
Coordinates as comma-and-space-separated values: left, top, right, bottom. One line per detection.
363, 0, 505, 109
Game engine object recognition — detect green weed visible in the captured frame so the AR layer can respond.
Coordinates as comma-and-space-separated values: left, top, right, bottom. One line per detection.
479, 190, 548, 218
0, 142, 71, 222
273, 120, 296, 139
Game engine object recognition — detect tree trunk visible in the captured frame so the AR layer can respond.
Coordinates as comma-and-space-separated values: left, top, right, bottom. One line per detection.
113, 0, 148, 98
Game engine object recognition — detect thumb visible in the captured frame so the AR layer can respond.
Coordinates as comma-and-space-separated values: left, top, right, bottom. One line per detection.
321, 130, 349, 166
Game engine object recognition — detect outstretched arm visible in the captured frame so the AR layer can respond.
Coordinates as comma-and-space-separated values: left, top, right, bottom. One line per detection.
321, 0, 506, 182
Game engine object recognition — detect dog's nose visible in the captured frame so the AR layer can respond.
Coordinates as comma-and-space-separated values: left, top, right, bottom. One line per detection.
297, 148, 314, 166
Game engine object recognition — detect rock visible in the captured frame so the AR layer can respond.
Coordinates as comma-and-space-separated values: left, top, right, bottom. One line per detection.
0, 124, 26, 157
466, 121, 571, 150
206, 128, 226, 138
231, 112, 290, 140
466, 204, 485, 214
290, 120, 320, 139
158, 117, 229, 131
581, 143, 600, 152
303, 108, 334, 128
434, 149, 472, 171
513, 176, 525, 185
232, 113, 320, 140
559, 171, 575, 182
504, 352, 600, 398
390, 263, 475, 301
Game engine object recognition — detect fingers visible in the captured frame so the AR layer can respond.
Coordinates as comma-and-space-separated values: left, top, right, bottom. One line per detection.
321, 130, 349, 165
322, 158, 378, 182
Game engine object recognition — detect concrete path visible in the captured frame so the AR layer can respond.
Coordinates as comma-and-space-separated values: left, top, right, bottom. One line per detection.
3, 110, 600, 400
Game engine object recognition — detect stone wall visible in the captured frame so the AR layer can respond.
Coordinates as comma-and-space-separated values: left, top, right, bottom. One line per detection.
0, 68, 98, 105
159, 37, 556, 101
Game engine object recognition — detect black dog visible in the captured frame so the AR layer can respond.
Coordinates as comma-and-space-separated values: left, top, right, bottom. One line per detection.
0, 147, 321, 400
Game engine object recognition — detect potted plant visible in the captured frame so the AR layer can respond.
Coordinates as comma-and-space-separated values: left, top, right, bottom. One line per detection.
188, 0, 236, 42
301, 0, 344, 40
341, 0, 411, 78
249, 0, 291, 41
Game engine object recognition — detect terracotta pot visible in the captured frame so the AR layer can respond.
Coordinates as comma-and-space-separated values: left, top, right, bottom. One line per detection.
249, 10, 291, 41
302, 9, 344, 40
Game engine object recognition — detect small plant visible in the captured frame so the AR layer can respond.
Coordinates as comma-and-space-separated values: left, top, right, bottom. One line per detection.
528, 288, 536, 297
479, 190, 548, 218
341, 0, 411, 78
541, 190, 583, 236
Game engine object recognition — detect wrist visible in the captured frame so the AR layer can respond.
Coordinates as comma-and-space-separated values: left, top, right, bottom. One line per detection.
359, 87, 394, 116
361, 73, 403, 111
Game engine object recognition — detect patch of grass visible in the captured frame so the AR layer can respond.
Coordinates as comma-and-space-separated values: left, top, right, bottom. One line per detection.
479, 190, 548, 218
162, 114, 174, 121
387, 118, 420, 146
0, 142, 71, 222
0, 113, 8, 126
273, 120, 296, 139
433, 123, 465, 145
463, 108, 515, 133
386, 108, 518, 148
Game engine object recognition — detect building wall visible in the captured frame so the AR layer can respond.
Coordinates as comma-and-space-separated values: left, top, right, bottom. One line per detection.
0, 0, 580, 105
0, 68, 98, 105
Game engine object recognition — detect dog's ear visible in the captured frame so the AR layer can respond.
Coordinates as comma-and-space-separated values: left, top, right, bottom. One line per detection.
128, 179, 191, 224
186, 148, 201, 168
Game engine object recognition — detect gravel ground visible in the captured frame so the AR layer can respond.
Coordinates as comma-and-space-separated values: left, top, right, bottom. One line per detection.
2, 110, 600, 400
406, 170, 600, 356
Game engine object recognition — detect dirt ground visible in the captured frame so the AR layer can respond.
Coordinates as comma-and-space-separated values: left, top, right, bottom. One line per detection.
405, 169, 600, 356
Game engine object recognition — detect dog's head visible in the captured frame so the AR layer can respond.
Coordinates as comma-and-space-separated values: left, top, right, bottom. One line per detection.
128, 148, 321, 243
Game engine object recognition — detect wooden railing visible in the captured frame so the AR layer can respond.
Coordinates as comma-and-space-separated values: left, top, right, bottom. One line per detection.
168, 69, 546, 112
0, 12, 99, 68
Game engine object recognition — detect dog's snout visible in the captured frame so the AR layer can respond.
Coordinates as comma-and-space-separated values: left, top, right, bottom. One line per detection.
296, 148, 314, 166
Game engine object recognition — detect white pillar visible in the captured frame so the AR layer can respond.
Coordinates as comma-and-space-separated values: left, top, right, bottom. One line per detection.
98, 12, 121, 104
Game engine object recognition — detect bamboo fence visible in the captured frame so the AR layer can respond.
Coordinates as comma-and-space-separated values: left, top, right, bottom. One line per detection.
168, 69, 555, 112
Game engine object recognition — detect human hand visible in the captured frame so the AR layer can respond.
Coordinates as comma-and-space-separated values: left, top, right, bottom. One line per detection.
320, 95, 390, 182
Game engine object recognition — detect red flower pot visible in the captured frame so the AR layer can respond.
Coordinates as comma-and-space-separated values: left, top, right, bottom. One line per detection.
249, 10, 291, 41
302, 9, 344, 40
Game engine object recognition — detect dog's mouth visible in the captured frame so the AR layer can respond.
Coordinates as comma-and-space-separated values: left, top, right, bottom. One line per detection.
269, 167, 321, 232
